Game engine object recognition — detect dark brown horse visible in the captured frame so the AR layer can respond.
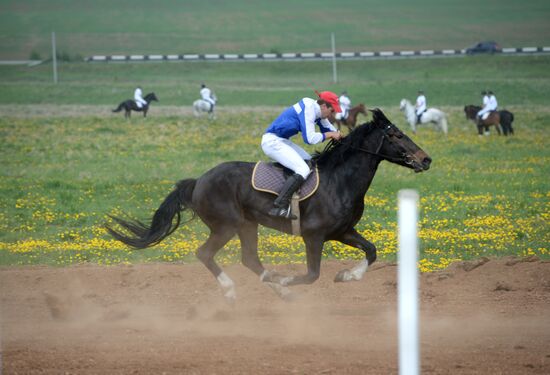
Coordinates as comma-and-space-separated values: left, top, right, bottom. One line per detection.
464, 105, 515, 136
113, 92, 158, 119
106, 109, 431, 302
333, 103, 368, 132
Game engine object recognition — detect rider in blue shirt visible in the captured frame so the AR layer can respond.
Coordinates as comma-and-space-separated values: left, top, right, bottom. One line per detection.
261, 91, 342, 219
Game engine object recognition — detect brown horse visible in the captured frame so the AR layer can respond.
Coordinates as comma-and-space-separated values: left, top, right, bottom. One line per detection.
333, 103, 368, 132
464, 105, 501, 135
464, 105, 515, 136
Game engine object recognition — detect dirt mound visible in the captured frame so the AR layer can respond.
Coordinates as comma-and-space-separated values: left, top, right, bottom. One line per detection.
1, 257, 549, 374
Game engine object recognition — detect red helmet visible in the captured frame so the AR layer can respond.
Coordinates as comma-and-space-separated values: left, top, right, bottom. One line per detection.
317, 91, 342, 113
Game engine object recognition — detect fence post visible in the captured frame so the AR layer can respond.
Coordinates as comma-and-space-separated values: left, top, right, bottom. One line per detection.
52, 31, 58, 84
331, 32, 337, 84
398, 189, 420, 375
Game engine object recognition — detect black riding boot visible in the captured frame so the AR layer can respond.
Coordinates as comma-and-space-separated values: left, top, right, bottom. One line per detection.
268, 173, 305, 219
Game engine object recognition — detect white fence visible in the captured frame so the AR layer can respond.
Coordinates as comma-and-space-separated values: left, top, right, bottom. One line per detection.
86, 46, 550, 63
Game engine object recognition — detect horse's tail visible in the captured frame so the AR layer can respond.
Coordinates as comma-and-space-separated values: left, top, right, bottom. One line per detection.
112, 103, 124, 112
106, 179, 197, 249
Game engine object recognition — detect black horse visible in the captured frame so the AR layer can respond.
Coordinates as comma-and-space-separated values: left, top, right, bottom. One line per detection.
113, 92, 158, 118
107, 109, 431, 301
464, 105, 515, 136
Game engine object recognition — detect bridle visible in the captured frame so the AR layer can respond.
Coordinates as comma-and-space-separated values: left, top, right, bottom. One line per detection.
350, 125, 409, 164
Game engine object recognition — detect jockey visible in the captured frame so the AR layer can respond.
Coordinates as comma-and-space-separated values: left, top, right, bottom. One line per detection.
261, 91, 342, 219
200, 84, 216, 113
476, 90, 491, 120
415, 90, 426, 124
335, 91, 351, 121
134, 86, 147, 108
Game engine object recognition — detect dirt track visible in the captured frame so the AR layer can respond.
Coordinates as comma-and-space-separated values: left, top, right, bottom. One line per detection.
1, 257, 549, 374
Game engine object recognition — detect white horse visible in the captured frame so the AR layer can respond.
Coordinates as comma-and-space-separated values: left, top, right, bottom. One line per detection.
192, 93, 217, 119
399, 99, 448, 135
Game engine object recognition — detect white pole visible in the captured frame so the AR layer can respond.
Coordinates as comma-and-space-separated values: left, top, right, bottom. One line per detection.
398, 189, 420, 375
331, 32, 337, 84
52, 31, 58, 84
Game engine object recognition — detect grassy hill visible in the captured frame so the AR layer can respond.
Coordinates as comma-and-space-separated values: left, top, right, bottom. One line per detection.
1, 0, 549, 59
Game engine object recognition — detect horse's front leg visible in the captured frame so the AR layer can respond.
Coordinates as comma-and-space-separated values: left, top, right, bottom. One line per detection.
333, 228, 376, 282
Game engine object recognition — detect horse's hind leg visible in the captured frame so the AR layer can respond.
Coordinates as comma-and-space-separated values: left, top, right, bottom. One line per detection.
333, 228, 376, 282
238, 221, 293, 299
196, 227, 238, 302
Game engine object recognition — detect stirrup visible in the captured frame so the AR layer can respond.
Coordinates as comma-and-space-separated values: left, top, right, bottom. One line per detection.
268, 205, 297, 220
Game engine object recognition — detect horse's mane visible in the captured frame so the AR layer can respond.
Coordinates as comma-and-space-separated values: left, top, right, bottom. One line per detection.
312, 109, 390, 169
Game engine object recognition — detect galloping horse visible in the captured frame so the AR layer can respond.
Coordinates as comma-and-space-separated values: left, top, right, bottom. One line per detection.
113, 93, 158, 119
333, 103, 368, 132
107, 109, 431, 302
464, 105, 514, 136
193, 93, 217, 119
399, 99, 448, 135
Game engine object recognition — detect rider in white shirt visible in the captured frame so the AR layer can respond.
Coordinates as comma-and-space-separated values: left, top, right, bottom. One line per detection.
336, 91, 351, 121
134, 87, 147, 108
477, 90, 491, 120
415, 90, 426, 124
200, 84, 216, 113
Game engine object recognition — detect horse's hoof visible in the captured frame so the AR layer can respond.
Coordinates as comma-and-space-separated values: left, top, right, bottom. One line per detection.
222, 289, 236, 305
260, 270, 286, 283
334, 269, 352, 282
265, 282, 294, 301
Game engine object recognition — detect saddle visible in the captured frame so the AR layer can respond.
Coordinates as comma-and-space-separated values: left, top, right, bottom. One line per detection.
252, 161, 319, 201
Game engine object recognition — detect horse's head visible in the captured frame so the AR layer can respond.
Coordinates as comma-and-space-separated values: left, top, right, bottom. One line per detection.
399, 99, 407, 111
464, 105, 478, 120
357, 103, 367, 115
366, 109, 431, 172
314, 109, 431, 172
145, 93, 159, 102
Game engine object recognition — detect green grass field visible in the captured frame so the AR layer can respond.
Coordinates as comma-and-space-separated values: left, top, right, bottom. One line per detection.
1, 0, 550, 59
1, 106, 548, 269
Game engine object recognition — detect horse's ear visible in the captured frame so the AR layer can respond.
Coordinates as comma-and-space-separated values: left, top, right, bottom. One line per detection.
370, 108, 390, 125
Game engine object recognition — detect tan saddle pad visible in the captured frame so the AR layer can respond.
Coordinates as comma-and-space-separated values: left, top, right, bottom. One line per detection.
252, 161, 319, 201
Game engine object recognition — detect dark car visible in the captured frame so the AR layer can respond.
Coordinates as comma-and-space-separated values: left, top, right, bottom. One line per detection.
465, 41, 502, 55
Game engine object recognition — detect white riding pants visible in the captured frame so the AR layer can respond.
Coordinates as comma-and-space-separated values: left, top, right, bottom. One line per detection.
261, 133, 312, 179
477, 107, 490, 118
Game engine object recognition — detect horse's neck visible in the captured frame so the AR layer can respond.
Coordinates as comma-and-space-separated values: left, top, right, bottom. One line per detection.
322, 149, 380, 200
